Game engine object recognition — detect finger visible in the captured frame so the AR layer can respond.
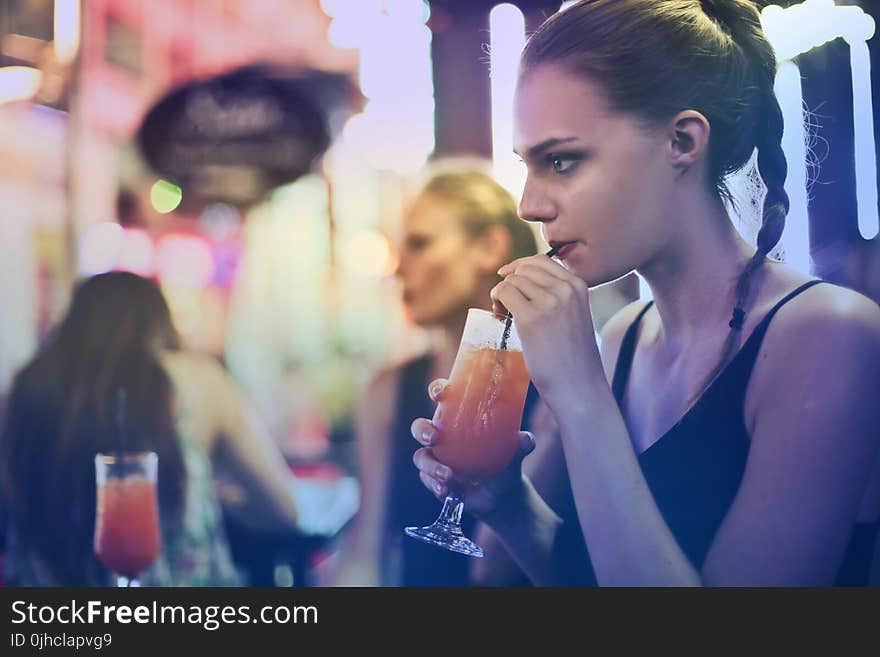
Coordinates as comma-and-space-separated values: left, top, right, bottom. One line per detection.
427, 378, 450, 403
412, 447, 453, 483
498, 254, 568, 278
508, 261, 573, 286
491, 297, 509, 320
498, 254, 545, 277
504, 260, 590, 312
420, 471, 447, 498
500, 274, 559, 310
490, 279, 534, 320
411, 418, 439, 446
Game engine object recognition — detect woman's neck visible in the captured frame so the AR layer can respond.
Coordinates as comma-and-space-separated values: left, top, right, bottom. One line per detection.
431, 282, 496, 377
638, 195, 756, 349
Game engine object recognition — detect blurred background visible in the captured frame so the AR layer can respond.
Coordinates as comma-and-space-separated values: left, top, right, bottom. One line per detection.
1, 0, 878, 585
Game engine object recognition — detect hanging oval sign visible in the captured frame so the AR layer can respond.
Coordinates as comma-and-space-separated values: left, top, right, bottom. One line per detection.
136, 63, 357, 207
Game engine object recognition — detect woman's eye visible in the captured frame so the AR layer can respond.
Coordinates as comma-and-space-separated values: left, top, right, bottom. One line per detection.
548, 154, 581, 174
406, 236, 430, 251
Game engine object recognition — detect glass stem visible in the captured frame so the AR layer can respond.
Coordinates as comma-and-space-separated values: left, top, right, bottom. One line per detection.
435, 494, 464, 528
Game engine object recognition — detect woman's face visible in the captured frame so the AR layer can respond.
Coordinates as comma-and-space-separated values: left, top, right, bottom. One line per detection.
514, 64, 679, 286
395, 194, 492, 327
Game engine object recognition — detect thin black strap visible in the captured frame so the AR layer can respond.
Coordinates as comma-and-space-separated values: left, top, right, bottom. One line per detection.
748, 279, 825, 338
611, 301, 654, 405
725, 279, 826, 384
610, 280, 825, 407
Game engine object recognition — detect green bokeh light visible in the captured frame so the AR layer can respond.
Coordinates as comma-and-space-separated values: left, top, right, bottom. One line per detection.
150, 179, 183, 214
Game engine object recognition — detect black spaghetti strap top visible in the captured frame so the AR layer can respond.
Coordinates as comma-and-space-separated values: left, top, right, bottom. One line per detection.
611, 280, 877, 586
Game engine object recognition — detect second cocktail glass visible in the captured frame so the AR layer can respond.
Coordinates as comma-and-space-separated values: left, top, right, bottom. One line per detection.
94, 452, 162, 586
405, 308, 531, 557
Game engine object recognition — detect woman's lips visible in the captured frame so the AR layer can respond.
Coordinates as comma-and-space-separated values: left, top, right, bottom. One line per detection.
549, 241, 577, 258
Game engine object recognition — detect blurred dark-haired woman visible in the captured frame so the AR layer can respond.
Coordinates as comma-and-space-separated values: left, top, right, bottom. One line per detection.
1, 272, 300, 586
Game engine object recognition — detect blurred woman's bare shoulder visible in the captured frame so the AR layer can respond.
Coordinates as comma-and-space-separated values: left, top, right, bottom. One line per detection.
160, 349, 227, 387
158, 350, 236, 450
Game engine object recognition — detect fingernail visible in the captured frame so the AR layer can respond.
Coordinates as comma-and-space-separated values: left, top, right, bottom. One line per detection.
421, 429, 435, 445
434, 482, 444, 494
429, 382, 443, 398
435, 465, 450, 480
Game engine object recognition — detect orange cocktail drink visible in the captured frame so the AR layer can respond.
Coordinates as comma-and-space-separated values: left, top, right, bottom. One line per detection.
94, 476, 161, 578
432, 345, 530, 482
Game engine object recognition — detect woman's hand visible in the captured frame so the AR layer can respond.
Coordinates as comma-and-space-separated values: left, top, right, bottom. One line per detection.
492, 254, 603, 407
410, 379, 536, 521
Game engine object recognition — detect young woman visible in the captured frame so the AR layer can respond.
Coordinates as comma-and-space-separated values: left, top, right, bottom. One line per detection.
0, 272, 300, 586
410, 0, 880, 586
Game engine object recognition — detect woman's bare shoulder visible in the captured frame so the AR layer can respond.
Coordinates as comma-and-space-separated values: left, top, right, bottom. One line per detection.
159, 350, 235, 405
747, 272, 880, 432
760, 271, 880, 337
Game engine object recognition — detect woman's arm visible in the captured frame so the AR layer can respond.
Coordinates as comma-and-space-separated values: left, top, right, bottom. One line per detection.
700, 287, 880, 585
478, 475, 565, 586
491, 256, 701, 585
471, 399, 568, 585
201, 359, 301, 534
333, 368, 399, 586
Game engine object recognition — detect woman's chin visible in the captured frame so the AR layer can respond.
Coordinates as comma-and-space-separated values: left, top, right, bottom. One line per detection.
557, 252, 595, 282
408, 307, 442, 328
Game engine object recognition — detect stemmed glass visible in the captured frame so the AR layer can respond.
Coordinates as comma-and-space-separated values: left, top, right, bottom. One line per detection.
405, 308, 531, 557
94, 452, 162, 586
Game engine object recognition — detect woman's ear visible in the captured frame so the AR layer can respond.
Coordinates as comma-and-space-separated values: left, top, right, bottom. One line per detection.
475, 225, 513, 273
667, 109, 711, 171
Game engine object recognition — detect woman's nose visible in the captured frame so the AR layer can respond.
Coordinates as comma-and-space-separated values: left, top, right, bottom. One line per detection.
394, 249, 408, 278
518, 176, 556, 224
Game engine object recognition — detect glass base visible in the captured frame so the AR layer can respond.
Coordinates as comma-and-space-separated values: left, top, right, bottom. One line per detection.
404, 522, 484, 558
115, 575, 141, 587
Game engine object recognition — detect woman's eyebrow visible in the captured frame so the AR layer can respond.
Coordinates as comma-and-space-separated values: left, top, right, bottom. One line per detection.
514, 136, 579, 159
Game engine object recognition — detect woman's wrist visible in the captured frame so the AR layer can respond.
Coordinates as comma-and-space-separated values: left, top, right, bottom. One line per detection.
481, 475, 558, 534
536, 340, 606, 410
479, 474, 532, 531
482, 476, 564, 585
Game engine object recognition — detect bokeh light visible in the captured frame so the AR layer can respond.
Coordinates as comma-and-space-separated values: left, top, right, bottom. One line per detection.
343, 230, 396, 278
0, 67, 43, 106
78, 221, 123, 276
156, 233, 215, 287
117, 228, 156, 277
150, 179, 183, 214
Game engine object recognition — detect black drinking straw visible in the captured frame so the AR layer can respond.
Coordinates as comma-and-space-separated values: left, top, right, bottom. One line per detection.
114, 388, 126, 460
499, 245, 561, 350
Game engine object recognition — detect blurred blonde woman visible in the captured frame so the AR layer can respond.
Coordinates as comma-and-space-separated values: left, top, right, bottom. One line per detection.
335, 163, 540, 586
